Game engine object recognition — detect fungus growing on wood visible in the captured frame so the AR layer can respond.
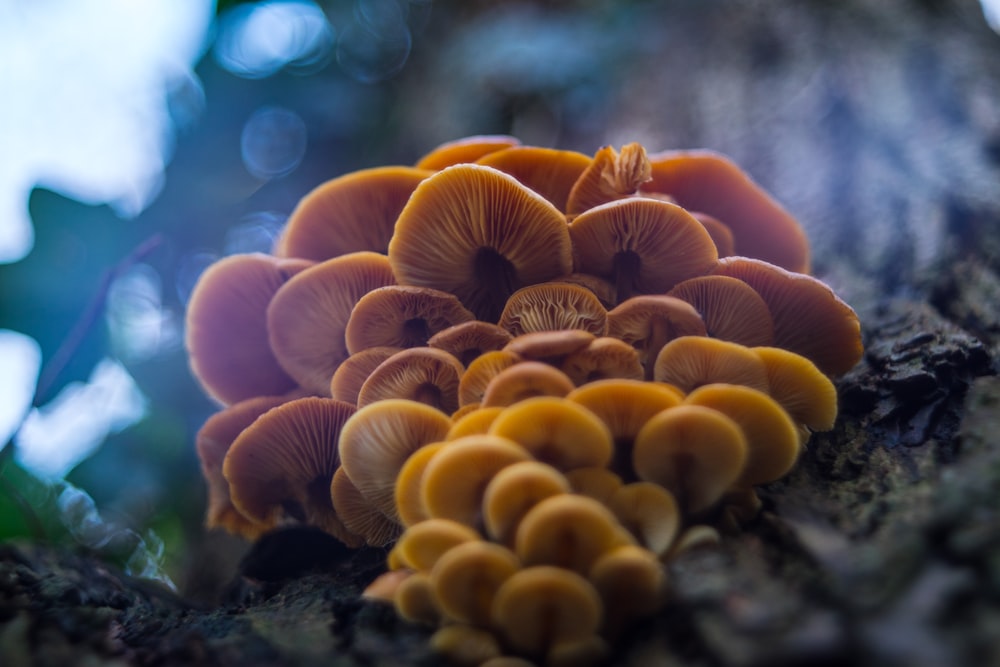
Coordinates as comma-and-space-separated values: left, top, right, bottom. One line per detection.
459, 350, 523, 407
653, 336, 770, 394
275, 166, 432, 261
482, 461, 572, 546
497, 283, 608, 337
754, 346, 839, 441
345, 285, 475, 354
565, 142, 652, 215
356, 347, 465, 413
427, 321, 514, 366
476, 145, 592, 211
667, 275, 775, 347
415, 134, 521, 170
606, 295, 707, 380
185, 253, 312, 405
570, 197, 719, 304
430, 540, 521, 626
267, 252, 396, 395
589, 544, 666, 639
388, 164, 573, 322
480, 361, 576, 407
559, 336, 643, 385
329, 346, 402, 405
515, 494, 630, 574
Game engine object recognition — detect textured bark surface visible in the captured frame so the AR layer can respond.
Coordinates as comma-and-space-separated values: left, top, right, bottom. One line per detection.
2, 0, 999, 665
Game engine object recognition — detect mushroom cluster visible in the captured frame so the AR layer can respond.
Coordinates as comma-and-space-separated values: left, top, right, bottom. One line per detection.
187, 135, 862, 665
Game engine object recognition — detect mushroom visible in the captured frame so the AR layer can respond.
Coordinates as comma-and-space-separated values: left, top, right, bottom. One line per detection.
185, 253, 312, 405
222, 397, 359, 544
266, 251, 396, 395
427, 321, 514, 366
388, 164, 573, 322
395, 518, 482, 572
394, 442, 447, 527
569, 197, 719, 304
558, 336, 643, 386
606, 295, 707, 380
711, 257, 863, 376
274, 166, 432, 261
329, 466, 399, 546
632, 405, 749, 515
652, 336, 770, 394
565, 142, 652, 216
357, 347, 466, 414
588, 544, 666, 639
430, 625, 503, 667
459, 350, 523, 407
475, 145, 592, 212
415, 134, 521, 170
606, 482, 681, 558
480, 362, 576, 408
345, 285, 475, 354
329, 346, 402, 405
753, 346, 839, 442
394, 571, 442, 626
430, 540, 521, 626
644, 149, 811, 273
482, 461, 572, 546
503, 329, 595, 366
498, 283, 608, 337
552, 273, 617, 309
667, 275, 775, 347
564, 467, 623, 506
338, 398, 452, 521
447, 405, 505, 440
690, 211, 735, 258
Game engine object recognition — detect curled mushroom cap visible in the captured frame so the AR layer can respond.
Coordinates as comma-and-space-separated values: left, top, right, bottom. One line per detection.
357, 347, 466, 414
427, 321, 514, 367
569, 197, 718, 304
653, 336, 770, 394
345, 285, 475, 354
480, 362, 576, 408
684, 383, 800, 486
186, 253, 312, 405
644, 149, 810, 273
267, 252, 396, 395
497, 283, 608, 337
394, 442, 446, 527
459, 350, 523, 407
633, 404, 749, 514
488, 396, 613, 471
275, 166, 432, 261
565, 142, 652, 215
607, 482, 681, 558
476, 146, 592, 211
753, 346, 839, 434
711, 257, 863, 376
338, 398, 452, 521
430, 540, 521, 626
482, 461, 572, 546
515, 494, 630, 574
667, 275, 775, 347
222, 397, 358, 543
388, 164, 573, 322
559, 337, 643, 386
606, 295, 707, 380
395, 518, 482, 572
491, 565, 603, 657
329, 466, 398, 546
415, 134, 521, 170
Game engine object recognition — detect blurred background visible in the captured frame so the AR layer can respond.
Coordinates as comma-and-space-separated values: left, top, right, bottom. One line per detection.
1, 0, 998, 598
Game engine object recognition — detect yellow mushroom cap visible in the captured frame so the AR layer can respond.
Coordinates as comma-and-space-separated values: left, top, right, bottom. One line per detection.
606, 295, 707, 380
482, 461, 572, 546
393, 442, 447, 527
447, 405, 505, 440
515, 494, 630, 574
329, 466, 398, 547
476, 145, 592, 212
395, 518, 482, 572
427, 321, 514, 367
480, 362, 576, 408
565, 142, 652, 215
357, 347, 466, 414
459, 350, 523, 407
362, 569, 412, 603
564, 467, 623, 505
653, 335, 770, 394
430, 625, 503, 667
345, 285, 475, 354
497, 283, 608, 337
607, 482, 681, 558
328, 346, 402, 405
415, 134, 521, 170
588, 544, 666, 633
487, 396, 613, 471
684, 383, 800, 486
394, 571, 441, 626
430, 540, 521, 626
388, 164, 573, 322
633, 404, 749, 514
754, 346, 839, 433
667, 274, 775, 347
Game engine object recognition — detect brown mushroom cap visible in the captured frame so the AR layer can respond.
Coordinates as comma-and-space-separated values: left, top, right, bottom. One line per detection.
482, 461, 572, 546
691, 211, 736, 258
644, 149, 811, 273
388, 164, 573, 322
222, 397, 358, 543
606, 295, 707, 380
633, 404, 749, 514
267, 251, 396, 395
568, 197, 719, 304
357, 347, 466, 414
459, 350, 523, 407
565, 142, 652, 216
607, 482, 680, 558
338, 398, 452, 521
395, 518, 482, 572
476, 145, 592, 212
345, 285, 475, 354
497, 283, 608, 337
553, 273, 617, 309
275, 166, 432, 261
667, 275, 775, 347
329, 466, 398, 546
564, 467, 623, 505
653, 336, 770, 394
185, 253, 312, 405
428, 321, 514, 367
515, 494, 630, 574
329, 346, 402, 405
394, 442, 447, 527
480, 362, 576, 408
430, 540, 521, 626
503, 329, 595, 366
559, 337, 643, 386
711, 257, 863, 376
588, 545, 666, 635
415, 135, 521, 170
753, 346, 839, 433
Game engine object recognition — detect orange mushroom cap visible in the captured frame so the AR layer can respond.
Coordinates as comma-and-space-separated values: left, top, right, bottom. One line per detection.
459, 350, 523, 407
515, 494, 630, 574
345, 285, 475, 354
476, 145, 592, 212
482, 460, 571, 547
606, 295, 707, 380
558, 336, 643, 386
607, 482, 681, 558
565, 142, 652, 215
667, 274, 775, 347
393, 442, 447, 527
430, 540, 521, 626
415, 134, 521, 170
753, 346, 839, 434
395, 518, 482, 572
328, 346, 402, 405
497, 283, 608, 337
653, 336, 770, 394
356, 347, 465, 414
480, 361, 576, 408
427, 321, 514, 367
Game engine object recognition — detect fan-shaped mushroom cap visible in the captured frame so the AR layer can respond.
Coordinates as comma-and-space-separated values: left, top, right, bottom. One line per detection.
753, 346, 839, 437
476, 146, 592, 212
329, 346, 402, 405
633, 404, 749, 515
606, 295, 707, 380
711, 257, 863, 376
329, 466, 398, 546
394, 571, 441, 626
559, 337, 643, 385
691, 211, 736, 258
685, 384, 800, 486
362, 569, 411, 602
569, 197, 718, 303
222, 397, 358, 542
566, 379, 683, 444
491, 566, 603, 657
357, 347, 465, 413
645, 149, 810, 273
275, 166, 432, 261
588, 544, 666, 635
186, 253, 312, 405
565, 142, 652, 215
653, 336, 770, 394
196, 395, 289, 538
430, 540, 521, 626
482, 461, 572, 546
564, 467, 623, 505
670, 524, 722, 557
428, 321, 514, 367
388, 164, 573, 322
395, 518, 482, 572
459, 350, 523, 407
420, 435, 533, 528
503, 329, 595, 366
338, 399, 452, 521
430, 625, 502, 667
515, 494, 630, 574
345, 285, 475, 354
415, 135, 521, 170
607, 482, 680, 557
481, 362, 576, 408
554, 273, 617, 309
447, 405, 505, 439
394, 442, 446, 527
667, 275, 775, 347
267, 252, 396, 395
497, 283, 608, 337
488, 397, 613, 471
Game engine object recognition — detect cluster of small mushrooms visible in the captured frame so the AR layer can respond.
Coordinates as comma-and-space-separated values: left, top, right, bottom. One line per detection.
188, 136, 862, 667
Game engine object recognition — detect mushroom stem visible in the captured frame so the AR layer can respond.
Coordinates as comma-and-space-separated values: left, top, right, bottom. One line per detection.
414, 383, 445, 411
612, 251, 641, 305
402, 317, 432, 347
474, 247, 518, 322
